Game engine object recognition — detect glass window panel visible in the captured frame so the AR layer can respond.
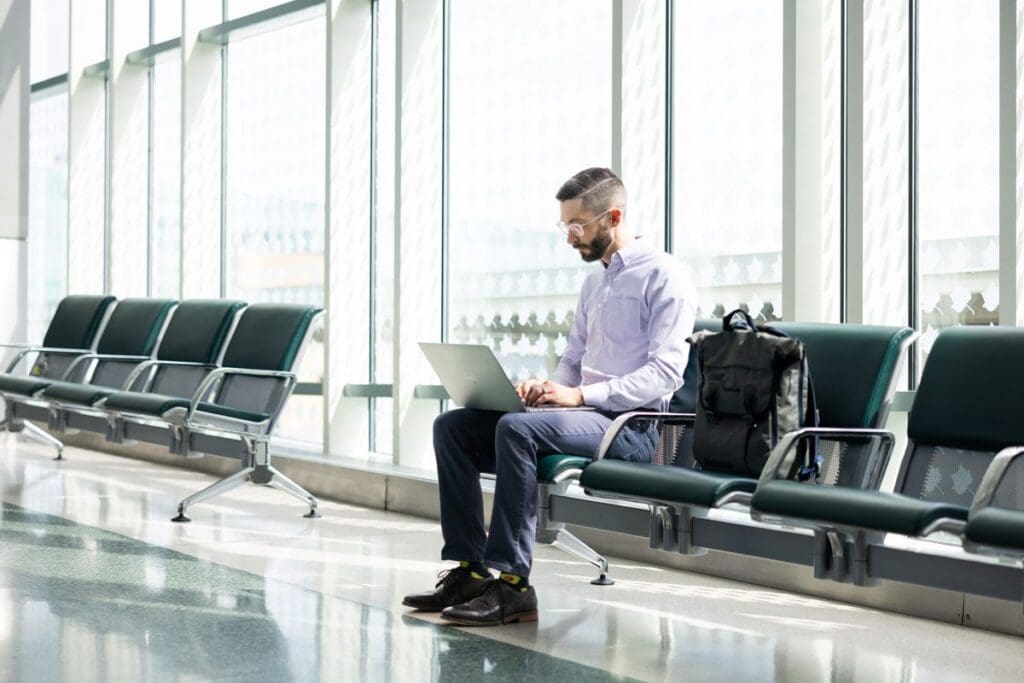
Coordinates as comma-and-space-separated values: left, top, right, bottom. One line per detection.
917, 0, 999, 361
226, 17, 325, 447
373, 0, 397, 455
448, 0, 612, 383
28, 88, 70, 340
150, 53, 181, 298
671, 0, 783, 321
30, 0, 70, 83
152, 0, 183, 43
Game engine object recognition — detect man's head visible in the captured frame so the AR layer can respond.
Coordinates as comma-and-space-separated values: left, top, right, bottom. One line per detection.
555, 167, 627, 263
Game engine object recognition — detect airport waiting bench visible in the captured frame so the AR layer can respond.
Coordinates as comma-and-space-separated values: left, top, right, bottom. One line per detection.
748, 325, 1024, 600
0, 296, 324, 521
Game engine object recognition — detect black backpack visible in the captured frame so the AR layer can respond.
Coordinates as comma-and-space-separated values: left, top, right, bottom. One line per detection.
687, 310, 819, 478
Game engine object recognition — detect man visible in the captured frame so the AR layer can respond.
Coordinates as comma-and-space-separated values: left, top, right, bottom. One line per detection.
403, 167, 696, 626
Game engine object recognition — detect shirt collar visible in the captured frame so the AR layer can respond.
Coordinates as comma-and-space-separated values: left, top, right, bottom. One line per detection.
605, 237, 651, 271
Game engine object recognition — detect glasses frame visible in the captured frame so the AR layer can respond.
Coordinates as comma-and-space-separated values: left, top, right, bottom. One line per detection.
555, 209, 611, 238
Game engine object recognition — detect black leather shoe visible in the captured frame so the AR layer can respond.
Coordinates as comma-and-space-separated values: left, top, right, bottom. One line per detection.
440, 579, 538, 626
402, 566, 491, 612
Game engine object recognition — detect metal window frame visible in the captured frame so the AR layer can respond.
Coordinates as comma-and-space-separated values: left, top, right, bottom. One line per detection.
30, 73, 70, 93
198, 0, 325, 45
220, 0, 228, 298
907, 0, 919, 388
125, 38, 182, 67
369, 0, 380, 452
840, 0, 848, 323
664, 0, 673, 251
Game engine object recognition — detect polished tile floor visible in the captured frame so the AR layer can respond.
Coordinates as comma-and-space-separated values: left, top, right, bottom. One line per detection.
0, 435, 1021, 682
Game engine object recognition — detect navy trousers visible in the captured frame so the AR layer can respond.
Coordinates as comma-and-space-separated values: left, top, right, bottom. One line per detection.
433, 408, 659, 577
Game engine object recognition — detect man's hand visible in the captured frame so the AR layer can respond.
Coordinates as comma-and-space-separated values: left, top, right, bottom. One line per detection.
516, 379, 584, 408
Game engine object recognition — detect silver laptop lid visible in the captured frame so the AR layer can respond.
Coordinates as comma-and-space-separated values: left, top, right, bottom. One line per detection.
418, 342, 526, 413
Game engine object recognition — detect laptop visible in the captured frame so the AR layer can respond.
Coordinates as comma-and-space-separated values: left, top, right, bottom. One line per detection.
419, 342, 595, 413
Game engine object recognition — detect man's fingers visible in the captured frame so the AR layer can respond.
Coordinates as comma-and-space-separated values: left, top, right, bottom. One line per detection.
517, 380, 536, 400
526, 382, 547, 407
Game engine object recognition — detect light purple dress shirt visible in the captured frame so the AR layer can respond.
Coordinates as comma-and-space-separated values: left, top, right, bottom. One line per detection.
550, 237, 697, 412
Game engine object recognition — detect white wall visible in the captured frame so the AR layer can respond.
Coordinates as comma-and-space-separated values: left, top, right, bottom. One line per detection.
0, 0, 29, 347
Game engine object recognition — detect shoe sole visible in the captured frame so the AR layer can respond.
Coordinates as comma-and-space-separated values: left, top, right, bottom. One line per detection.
441, 610, 539, 627
401, 599, 444, 612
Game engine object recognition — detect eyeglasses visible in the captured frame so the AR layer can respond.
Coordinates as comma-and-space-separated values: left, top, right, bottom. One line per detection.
555, 210, 610, 238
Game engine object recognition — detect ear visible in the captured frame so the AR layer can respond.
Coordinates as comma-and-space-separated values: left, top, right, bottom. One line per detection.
608, 208, 623, 227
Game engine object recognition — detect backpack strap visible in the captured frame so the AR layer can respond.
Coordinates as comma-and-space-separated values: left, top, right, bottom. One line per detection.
722, 309, 757, 332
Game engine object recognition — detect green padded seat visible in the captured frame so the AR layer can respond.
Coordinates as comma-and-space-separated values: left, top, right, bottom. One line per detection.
772, 322, 916, 428
752, 480, 968, 536
221, 304, 321, 372
155, 300, 247, 364
195, 402, 270, 424
581, 460, 757, 508
41, 295, 117, 350
964, 507, 1024, 552
0, 375, 54, 397
538, 455, 592, 483
102, 391, 191, 416
41, 381, 118, 406
95, 298, 176, 357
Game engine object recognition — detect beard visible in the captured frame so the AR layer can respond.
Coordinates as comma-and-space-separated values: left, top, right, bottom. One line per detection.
576, 225, 613, 263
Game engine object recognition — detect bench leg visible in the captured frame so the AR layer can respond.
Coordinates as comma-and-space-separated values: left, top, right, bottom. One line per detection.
265, 466, 321, 519
172, 466, 254, 522
552, 528, 614, 586
20, 420, 64, 461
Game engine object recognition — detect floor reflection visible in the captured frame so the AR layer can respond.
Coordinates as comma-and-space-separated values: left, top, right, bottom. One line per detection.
0, 503, 623, 682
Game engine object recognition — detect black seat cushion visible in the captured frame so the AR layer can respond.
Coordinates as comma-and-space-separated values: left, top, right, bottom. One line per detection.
0, 375, 55, 397
964, 507, 1024, 552
96, 299, 177, 356
195, 402, 270, 423
41, 295, 116, 350
580, 459, 757, 507
221, 304, 321, 372
156, 300, 247, 364
41, 381, 118, 407
103, 391, 191, 416
752, 480, 968, 536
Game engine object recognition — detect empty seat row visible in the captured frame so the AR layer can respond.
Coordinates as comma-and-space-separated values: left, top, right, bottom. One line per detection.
0, 295, 323, 521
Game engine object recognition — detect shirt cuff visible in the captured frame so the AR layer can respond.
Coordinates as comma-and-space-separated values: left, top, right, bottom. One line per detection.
580, 382, 610, 410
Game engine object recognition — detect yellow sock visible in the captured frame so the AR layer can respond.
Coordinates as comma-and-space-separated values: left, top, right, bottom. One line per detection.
500, 572, 529, 591
459, 561, 488, 579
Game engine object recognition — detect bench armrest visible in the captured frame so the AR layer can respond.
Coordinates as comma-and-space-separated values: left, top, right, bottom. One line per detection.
61, 353, 151, 382
969, 446, 1024, 514
595, 411, 696, 461
121, 359, 217, 392
4, 346, 92, 373
186, 367, 297, 432
757, 427, 896, 489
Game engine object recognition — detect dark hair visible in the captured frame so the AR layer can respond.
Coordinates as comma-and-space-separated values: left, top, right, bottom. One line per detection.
555, 167, 626, 215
